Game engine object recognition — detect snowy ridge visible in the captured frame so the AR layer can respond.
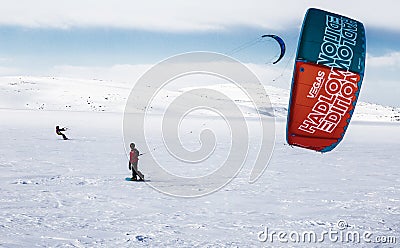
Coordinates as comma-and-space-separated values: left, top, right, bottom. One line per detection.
1, 76, 399, 122
0, 76, 130, 113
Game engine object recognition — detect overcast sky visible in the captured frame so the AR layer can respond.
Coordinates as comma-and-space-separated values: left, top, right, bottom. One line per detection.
0, 0, 399, 106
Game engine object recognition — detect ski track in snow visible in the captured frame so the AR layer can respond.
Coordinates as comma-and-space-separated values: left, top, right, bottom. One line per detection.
0, 77, 399, 247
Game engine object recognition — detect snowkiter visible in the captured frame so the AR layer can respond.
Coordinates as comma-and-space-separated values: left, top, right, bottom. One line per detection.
56, 126, 68, 140
129, 143, 144, 181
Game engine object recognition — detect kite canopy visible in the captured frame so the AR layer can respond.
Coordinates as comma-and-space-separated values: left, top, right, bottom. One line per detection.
286, 8, 366, 152
261, 34, 286, 64
228, 34, 286, 64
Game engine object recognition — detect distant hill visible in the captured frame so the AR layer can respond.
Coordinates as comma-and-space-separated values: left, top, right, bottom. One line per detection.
1, 76, 399, 122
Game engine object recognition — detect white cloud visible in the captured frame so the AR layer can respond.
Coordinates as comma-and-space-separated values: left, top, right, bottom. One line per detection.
0, 0, 399, 31
367, 52, 400, 68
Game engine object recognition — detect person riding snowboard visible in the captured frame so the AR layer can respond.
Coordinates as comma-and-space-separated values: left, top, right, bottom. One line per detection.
129, 143, 144, 181
56, 125, 68, 140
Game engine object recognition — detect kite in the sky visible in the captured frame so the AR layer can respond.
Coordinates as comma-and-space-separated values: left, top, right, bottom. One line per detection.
228, 34, 286, 64
261, 34, 286, 64
286, 8, 366, 152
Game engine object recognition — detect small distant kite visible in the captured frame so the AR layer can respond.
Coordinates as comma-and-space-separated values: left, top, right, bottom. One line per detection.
261, 34, 286, 64
228, 34, 286, 64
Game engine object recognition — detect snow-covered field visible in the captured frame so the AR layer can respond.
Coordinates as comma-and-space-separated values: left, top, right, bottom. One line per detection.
0, 76, 399, 247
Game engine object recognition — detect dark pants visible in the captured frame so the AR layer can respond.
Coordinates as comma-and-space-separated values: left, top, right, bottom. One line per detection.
130, 162, 144, 180
131, 162, 138, 179
58, 133, 68, 140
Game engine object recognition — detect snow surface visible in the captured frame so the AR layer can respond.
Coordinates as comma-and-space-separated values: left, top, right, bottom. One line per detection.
0, 76, 399, 247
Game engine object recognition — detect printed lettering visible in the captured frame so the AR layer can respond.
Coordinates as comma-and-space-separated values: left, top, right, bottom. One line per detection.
317, 15, 358, 70
298, 68, 359, 134
299, 14, 361, 134
307, 71, 326, 98
299, 120, 317, 133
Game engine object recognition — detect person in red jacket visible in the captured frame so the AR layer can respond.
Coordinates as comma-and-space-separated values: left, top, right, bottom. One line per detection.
128, 143, 144, 181
56, 126, 68, 140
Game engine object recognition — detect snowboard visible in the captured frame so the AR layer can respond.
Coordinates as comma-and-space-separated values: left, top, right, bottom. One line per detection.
125, 177, 146, 182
